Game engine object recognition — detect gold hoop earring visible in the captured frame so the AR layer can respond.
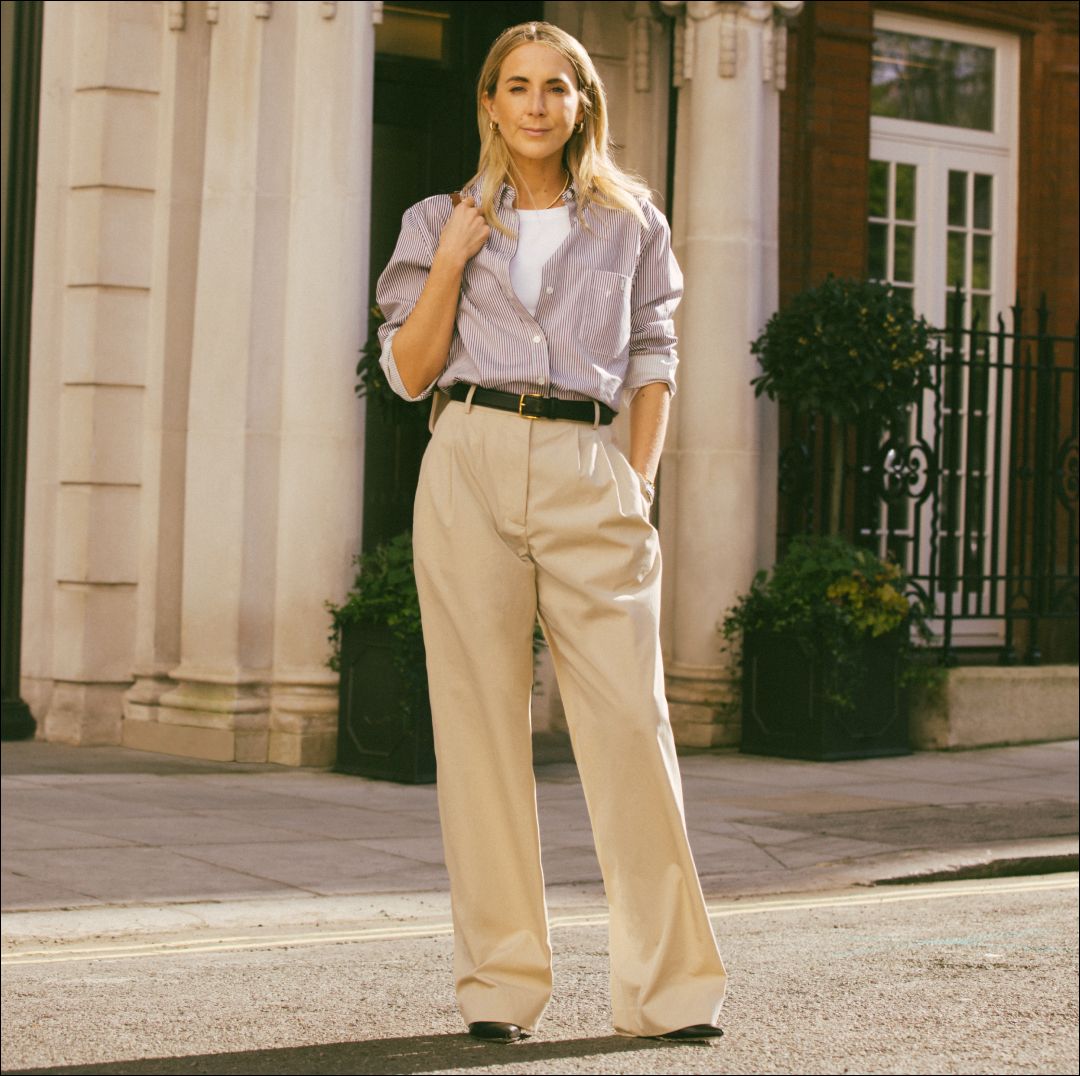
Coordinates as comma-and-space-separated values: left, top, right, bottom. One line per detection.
574, 120, 584, 134
489, 120, 498, 132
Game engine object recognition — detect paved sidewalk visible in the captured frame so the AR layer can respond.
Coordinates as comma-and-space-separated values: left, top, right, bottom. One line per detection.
2, 738, 1076, 945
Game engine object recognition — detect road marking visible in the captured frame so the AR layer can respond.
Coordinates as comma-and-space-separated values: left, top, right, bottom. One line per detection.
4, 873, 1075, 967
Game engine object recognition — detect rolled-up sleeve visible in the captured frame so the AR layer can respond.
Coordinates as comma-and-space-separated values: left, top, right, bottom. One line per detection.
375, 204, 440, 402
623, 203, 683, 402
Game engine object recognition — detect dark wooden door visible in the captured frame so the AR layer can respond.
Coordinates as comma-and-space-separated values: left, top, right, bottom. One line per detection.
362, 1, 543, 553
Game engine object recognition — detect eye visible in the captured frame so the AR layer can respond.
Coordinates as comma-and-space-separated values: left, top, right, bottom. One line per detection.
550, 86, 567, 94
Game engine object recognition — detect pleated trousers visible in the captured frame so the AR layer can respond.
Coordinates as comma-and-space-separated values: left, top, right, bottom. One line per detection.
412, 394, 728, 1037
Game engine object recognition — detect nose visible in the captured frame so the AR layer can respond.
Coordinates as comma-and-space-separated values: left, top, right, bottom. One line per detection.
525, 89, 546, 116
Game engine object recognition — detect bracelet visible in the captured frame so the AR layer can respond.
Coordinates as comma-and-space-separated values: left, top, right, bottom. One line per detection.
635, 470, 656, 504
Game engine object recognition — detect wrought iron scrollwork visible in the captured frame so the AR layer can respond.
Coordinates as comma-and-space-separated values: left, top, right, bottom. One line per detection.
880, 440, 935, 503
776, 291, 1078, 664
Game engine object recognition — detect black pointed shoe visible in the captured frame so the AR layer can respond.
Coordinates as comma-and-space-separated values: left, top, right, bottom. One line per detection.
655, 1023, 724, 1042
468, 1021, 528, 1043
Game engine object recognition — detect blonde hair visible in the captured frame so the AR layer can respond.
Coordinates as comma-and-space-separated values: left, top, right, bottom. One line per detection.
464, 21, 651, 235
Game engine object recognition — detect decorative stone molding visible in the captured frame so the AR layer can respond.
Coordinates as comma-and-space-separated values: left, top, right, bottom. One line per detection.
167, 1, 185, 31
204, 1, 275, 27
371, 2, 384, 26
320, 1, 338, 19
658, 0, 802, 89
628, 1, 654, 93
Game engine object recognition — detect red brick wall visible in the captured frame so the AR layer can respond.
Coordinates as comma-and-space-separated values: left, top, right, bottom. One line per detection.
777, 1, 1078, 660
779, 2, 873, 306
780, 0, 1079, 333
1018, 2, 1079, 337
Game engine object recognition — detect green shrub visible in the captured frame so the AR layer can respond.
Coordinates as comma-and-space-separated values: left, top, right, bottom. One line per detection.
720, 535, 935, 710
750, 275, 933, 429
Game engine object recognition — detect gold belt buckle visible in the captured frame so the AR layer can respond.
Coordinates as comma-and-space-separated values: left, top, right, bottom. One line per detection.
518, 392, 545, 419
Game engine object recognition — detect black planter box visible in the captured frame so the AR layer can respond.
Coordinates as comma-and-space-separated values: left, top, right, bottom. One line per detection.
335, 621, 436, 783
740, 627, 911, 761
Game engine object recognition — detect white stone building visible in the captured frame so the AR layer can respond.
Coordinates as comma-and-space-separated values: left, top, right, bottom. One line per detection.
8, 1, 1073, 765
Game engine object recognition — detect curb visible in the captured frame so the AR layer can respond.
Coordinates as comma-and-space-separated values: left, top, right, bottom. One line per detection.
4, 838, 1076, 952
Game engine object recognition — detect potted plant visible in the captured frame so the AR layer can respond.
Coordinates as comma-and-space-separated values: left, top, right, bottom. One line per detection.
721, 535, 934, 760
327, 530, 434, 783
750, 275, 932, 535
728, 278, 936, 759
326, 529, 550, 783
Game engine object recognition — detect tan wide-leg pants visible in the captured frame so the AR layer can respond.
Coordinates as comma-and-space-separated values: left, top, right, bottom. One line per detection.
412, 394, 728, 1037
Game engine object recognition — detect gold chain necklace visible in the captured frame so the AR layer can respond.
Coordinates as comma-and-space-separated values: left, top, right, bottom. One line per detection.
541, 171, 570, 209
516, 169, 570, 210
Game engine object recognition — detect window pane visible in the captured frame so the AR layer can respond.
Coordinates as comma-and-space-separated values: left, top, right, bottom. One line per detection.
973, 174, 993, 230
894, 225, 915, 283
970, 370, 989, 420
872, 29, 995, 131
972, 234, 992, 290
868, 222, 888, 280
895, 163, 916, 221
869, 160, 889, 218
947, 231, 966, 288
971, 293, 990, 331
948, 170, 967, 227
944, 290, 963, 331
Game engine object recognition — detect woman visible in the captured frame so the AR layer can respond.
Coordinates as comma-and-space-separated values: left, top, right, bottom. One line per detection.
375, 20, 727, 1045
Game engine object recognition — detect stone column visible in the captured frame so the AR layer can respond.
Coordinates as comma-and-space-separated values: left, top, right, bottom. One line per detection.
123, 0, 210, 745
154, 0, 371, 763
658, 1, 802, 745
155, 0, 298, 761
26, 1, 162, 744
267, 3, 373, 766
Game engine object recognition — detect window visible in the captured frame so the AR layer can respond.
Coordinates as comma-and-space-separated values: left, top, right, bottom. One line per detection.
872, 30, 995, 131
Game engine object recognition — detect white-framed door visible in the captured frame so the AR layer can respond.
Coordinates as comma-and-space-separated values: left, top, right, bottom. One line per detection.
867, 12, 1019, 648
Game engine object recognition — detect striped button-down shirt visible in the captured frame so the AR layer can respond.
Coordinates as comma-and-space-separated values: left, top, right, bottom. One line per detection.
375, 175, 682, 411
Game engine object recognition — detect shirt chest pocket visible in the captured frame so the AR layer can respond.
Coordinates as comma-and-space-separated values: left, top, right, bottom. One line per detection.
578, 270, 632, 358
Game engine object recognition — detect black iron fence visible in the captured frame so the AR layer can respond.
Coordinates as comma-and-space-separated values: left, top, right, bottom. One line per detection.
777, 290, 1079, 664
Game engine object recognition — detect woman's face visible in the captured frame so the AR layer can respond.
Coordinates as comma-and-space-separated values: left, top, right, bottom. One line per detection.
482, 42, 584, 169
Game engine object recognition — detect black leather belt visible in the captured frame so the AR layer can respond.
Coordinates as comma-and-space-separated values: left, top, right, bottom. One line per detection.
448, 382, 615, 425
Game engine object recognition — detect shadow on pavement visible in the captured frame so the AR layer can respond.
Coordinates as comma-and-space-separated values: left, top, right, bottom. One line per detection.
5, 1031, 697, 1075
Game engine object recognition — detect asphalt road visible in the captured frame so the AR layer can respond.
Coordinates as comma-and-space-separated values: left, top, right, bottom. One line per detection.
2, 874, 1077, 1075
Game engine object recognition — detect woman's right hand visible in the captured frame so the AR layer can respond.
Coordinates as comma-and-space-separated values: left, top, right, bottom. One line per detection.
434, 196, 490, 270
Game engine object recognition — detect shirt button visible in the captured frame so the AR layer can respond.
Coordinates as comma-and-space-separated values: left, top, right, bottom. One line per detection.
545, 286, 553, 295
532, 334, 542, 344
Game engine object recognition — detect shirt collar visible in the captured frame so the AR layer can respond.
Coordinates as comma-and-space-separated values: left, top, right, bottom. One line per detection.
462, 173, 579, 210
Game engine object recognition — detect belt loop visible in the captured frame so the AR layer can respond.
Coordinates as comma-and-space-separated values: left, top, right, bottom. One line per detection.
592, 400, 600, 429
464, 383, 477, 414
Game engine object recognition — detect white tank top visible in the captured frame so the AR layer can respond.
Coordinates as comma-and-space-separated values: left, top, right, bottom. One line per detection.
509, 205, 572, 316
